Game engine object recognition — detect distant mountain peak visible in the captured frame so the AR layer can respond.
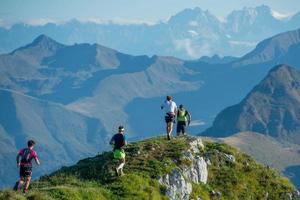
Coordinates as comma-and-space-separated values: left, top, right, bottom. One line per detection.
168, 6, 217, 25
254, 4, 271, 12
203, 64, 300, 144
239, 5, 271, 15
31, 34, 61, 47
10, 34, 64, 60
268, 64, 293, 74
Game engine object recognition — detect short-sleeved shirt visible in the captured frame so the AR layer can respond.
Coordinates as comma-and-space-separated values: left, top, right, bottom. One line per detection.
161, 100, 177, 115
110, 133, 126, 150
18, 148, 38, 166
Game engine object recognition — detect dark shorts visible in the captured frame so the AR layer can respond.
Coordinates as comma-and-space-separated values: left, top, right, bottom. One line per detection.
165, 113, 175, 123
20, 166, 32, 178
177, 121, 186, 134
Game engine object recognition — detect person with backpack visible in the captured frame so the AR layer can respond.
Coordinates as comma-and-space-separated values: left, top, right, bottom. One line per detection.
13, 140, 40, 193
161, 95, 177, 140
110, 126, 128, 176
176, 104, 192, 136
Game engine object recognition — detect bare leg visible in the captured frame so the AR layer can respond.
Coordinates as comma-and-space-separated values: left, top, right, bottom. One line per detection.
19, 178, 24, 186
23, 176, 31, 192
13, 177, 24, 191
117, 157, 125, 176
167, 122, 173, 140
169, 122, 173, 135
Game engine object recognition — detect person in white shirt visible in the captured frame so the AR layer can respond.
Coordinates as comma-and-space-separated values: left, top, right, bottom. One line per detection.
161, 95, 177, 140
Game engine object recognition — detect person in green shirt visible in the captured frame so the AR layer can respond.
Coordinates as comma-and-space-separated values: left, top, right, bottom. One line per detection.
176, 104, 191, 136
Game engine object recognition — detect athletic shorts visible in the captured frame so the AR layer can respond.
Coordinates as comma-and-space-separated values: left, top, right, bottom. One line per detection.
113, 149, 125, 160
177, 121, 187, 134
165, 113, 175, 123
20, 166, 32, 178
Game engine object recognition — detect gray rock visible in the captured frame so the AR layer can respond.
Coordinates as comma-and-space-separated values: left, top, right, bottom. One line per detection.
291, 190, 300, 200
182, 151, 208, 184
205, 158, 212, 166
159, 168, 192, 200
159, 137, 208, 200
182, 138, 208, 184
188, 137, 204, 154
224, 153, 236, 162
210, 190, 221, 199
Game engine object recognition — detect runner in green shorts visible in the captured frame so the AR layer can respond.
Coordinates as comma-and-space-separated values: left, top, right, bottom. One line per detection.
110, 126, 128, 176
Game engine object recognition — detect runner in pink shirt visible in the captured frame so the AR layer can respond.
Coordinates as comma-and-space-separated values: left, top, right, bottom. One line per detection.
13, 140, 40, 193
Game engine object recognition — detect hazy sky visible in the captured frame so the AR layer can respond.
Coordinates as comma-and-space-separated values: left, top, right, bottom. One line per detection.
1, 0, 300, 25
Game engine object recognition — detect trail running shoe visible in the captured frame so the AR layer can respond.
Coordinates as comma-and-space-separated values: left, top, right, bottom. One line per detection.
167, 133, 171, 140
13, 182, 19, 191
115, 168, 119, 176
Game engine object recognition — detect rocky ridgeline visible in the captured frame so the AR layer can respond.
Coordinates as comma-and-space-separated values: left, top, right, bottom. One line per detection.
0, 136, 299, 200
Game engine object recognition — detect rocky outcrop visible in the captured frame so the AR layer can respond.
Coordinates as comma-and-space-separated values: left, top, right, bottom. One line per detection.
182, 153, 208, 184
184, 137, 208, 184
159, 137, 208, 200
158, 168, 192, 200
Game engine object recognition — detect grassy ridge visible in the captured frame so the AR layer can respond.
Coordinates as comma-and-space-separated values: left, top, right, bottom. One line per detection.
0, 136, 297, 200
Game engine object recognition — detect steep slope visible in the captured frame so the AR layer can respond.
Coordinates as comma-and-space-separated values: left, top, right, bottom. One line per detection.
0, 5, 299, 58
233, 28, 300, 66
0, 136, 298, 200
0, 89, 107, 188
202, 64, 300, 143
219, 132, 300, 189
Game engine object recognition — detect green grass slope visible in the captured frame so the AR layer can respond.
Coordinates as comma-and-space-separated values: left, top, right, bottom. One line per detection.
0, 136, 298, 200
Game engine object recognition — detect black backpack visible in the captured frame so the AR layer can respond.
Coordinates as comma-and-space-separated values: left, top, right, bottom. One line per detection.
20, 148, 33, 164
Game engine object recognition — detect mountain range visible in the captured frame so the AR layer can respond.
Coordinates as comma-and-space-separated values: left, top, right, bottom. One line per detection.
1, 26, 300, 188
0, 5, 300, 59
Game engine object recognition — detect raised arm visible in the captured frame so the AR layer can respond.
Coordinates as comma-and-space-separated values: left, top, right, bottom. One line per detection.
186, 111, 192, 125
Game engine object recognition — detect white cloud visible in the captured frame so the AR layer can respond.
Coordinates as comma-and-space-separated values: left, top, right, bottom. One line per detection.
271, 10, 294, 20
25, 18, 58, 26
189, 120, 206, 127
188, 30, 199, 37
6, 17, 158, 27
173, 38, 212, 58
216, 16, 227, 23
81, 18, 158, 26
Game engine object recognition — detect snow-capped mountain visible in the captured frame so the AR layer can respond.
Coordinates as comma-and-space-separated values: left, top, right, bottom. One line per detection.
0, 5, 299, 59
